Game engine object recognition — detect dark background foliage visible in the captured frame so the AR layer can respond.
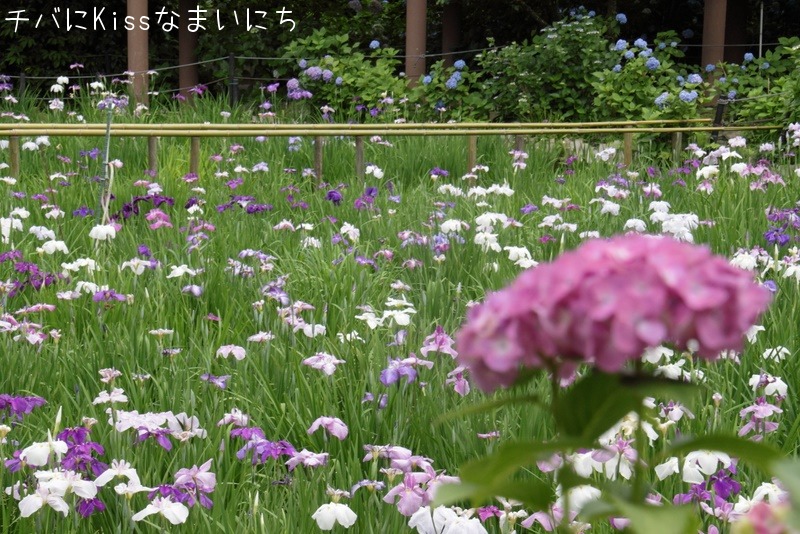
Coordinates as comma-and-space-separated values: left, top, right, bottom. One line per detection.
1, 0, 798, 84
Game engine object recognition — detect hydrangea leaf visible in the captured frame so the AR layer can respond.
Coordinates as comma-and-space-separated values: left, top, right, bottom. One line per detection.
609, 498, 700, 534
434, 393, 541, 425
553, 372, 641, 441
458, 439, 592, 487
434, 479, 554, 511
554, 371, 699, 442
663, 434, 780, 473
770, 459, 800, 530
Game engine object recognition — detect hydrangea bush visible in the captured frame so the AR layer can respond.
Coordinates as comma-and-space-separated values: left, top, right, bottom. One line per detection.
279, 29, 407, 118
591, 31, 711, 121
714, 37, 800, 125
407, 59, 489, 121
476, 8, 621, 121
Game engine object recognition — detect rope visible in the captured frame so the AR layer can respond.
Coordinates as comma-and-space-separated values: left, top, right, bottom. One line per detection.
14, 78, 228, 101
5, 57, 228, 80
144, 57, 229, 72
679, 42, 781, 48
234, 45, 501, 63
152, 78, 227, 94
729, 91, 791, 103
4, 40, 789, 81
416, 46, 502, 58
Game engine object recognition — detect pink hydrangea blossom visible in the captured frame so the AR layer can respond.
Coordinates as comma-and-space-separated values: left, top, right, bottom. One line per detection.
456, 234, 772, 392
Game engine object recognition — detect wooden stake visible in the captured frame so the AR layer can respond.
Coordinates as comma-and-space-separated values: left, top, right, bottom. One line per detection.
467, 135, 477, 171
9, 137, 20, 178
148, 136, 158, 172
672, 132, 683, 162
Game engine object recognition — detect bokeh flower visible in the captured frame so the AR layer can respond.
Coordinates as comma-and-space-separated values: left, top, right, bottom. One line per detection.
456, 234, 772, 392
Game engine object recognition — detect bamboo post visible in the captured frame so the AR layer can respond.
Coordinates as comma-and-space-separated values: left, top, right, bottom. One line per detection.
623, 132, 633, 167
189, 137, 200, 174
314, 136, 323, 180
0, 125, 785, 138
0, 117, 718, 132
467, 135, 477, 171
672, 132, 683, 162
355, 136, 365, 181
148, 136, 158, 172
9, 137, 20, 178
514, 135, 525, 152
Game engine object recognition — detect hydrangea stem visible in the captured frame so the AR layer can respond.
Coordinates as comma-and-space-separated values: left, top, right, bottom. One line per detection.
549, 365, 561, 412
550, 370, 572, 533
633, 403, 647, 501
633, 363, 647, 502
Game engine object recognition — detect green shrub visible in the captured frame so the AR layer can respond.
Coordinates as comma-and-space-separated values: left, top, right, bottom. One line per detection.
476, 8, 620, 122
592, 31, 712, 121
279, 29, 406, 120
405, 59, 490, 121
714, 37, 800, 125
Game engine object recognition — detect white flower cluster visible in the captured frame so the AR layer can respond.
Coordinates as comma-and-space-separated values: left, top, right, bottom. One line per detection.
355, 296, 417, 329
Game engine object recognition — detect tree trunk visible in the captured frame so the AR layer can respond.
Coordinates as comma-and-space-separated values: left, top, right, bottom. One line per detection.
702, 0, 728, 68
179, 0, 199, 100
127, 0, 149, 105
606, 0, 618, 18
405, 0, 427, 85
723, 0, 749, 63
442, 0, 461, 68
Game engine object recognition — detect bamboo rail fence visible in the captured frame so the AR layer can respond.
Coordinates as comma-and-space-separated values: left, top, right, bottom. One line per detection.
1, 119, 784, 180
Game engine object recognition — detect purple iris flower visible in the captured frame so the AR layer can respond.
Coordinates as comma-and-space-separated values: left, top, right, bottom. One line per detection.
380, 358, 417, 386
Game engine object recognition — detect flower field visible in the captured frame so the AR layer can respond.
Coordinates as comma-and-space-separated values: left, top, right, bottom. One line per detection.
2, 89, 800, 532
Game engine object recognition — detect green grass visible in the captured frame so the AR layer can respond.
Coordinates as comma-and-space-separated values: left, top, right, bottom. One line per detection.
1, 94, 799, 533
